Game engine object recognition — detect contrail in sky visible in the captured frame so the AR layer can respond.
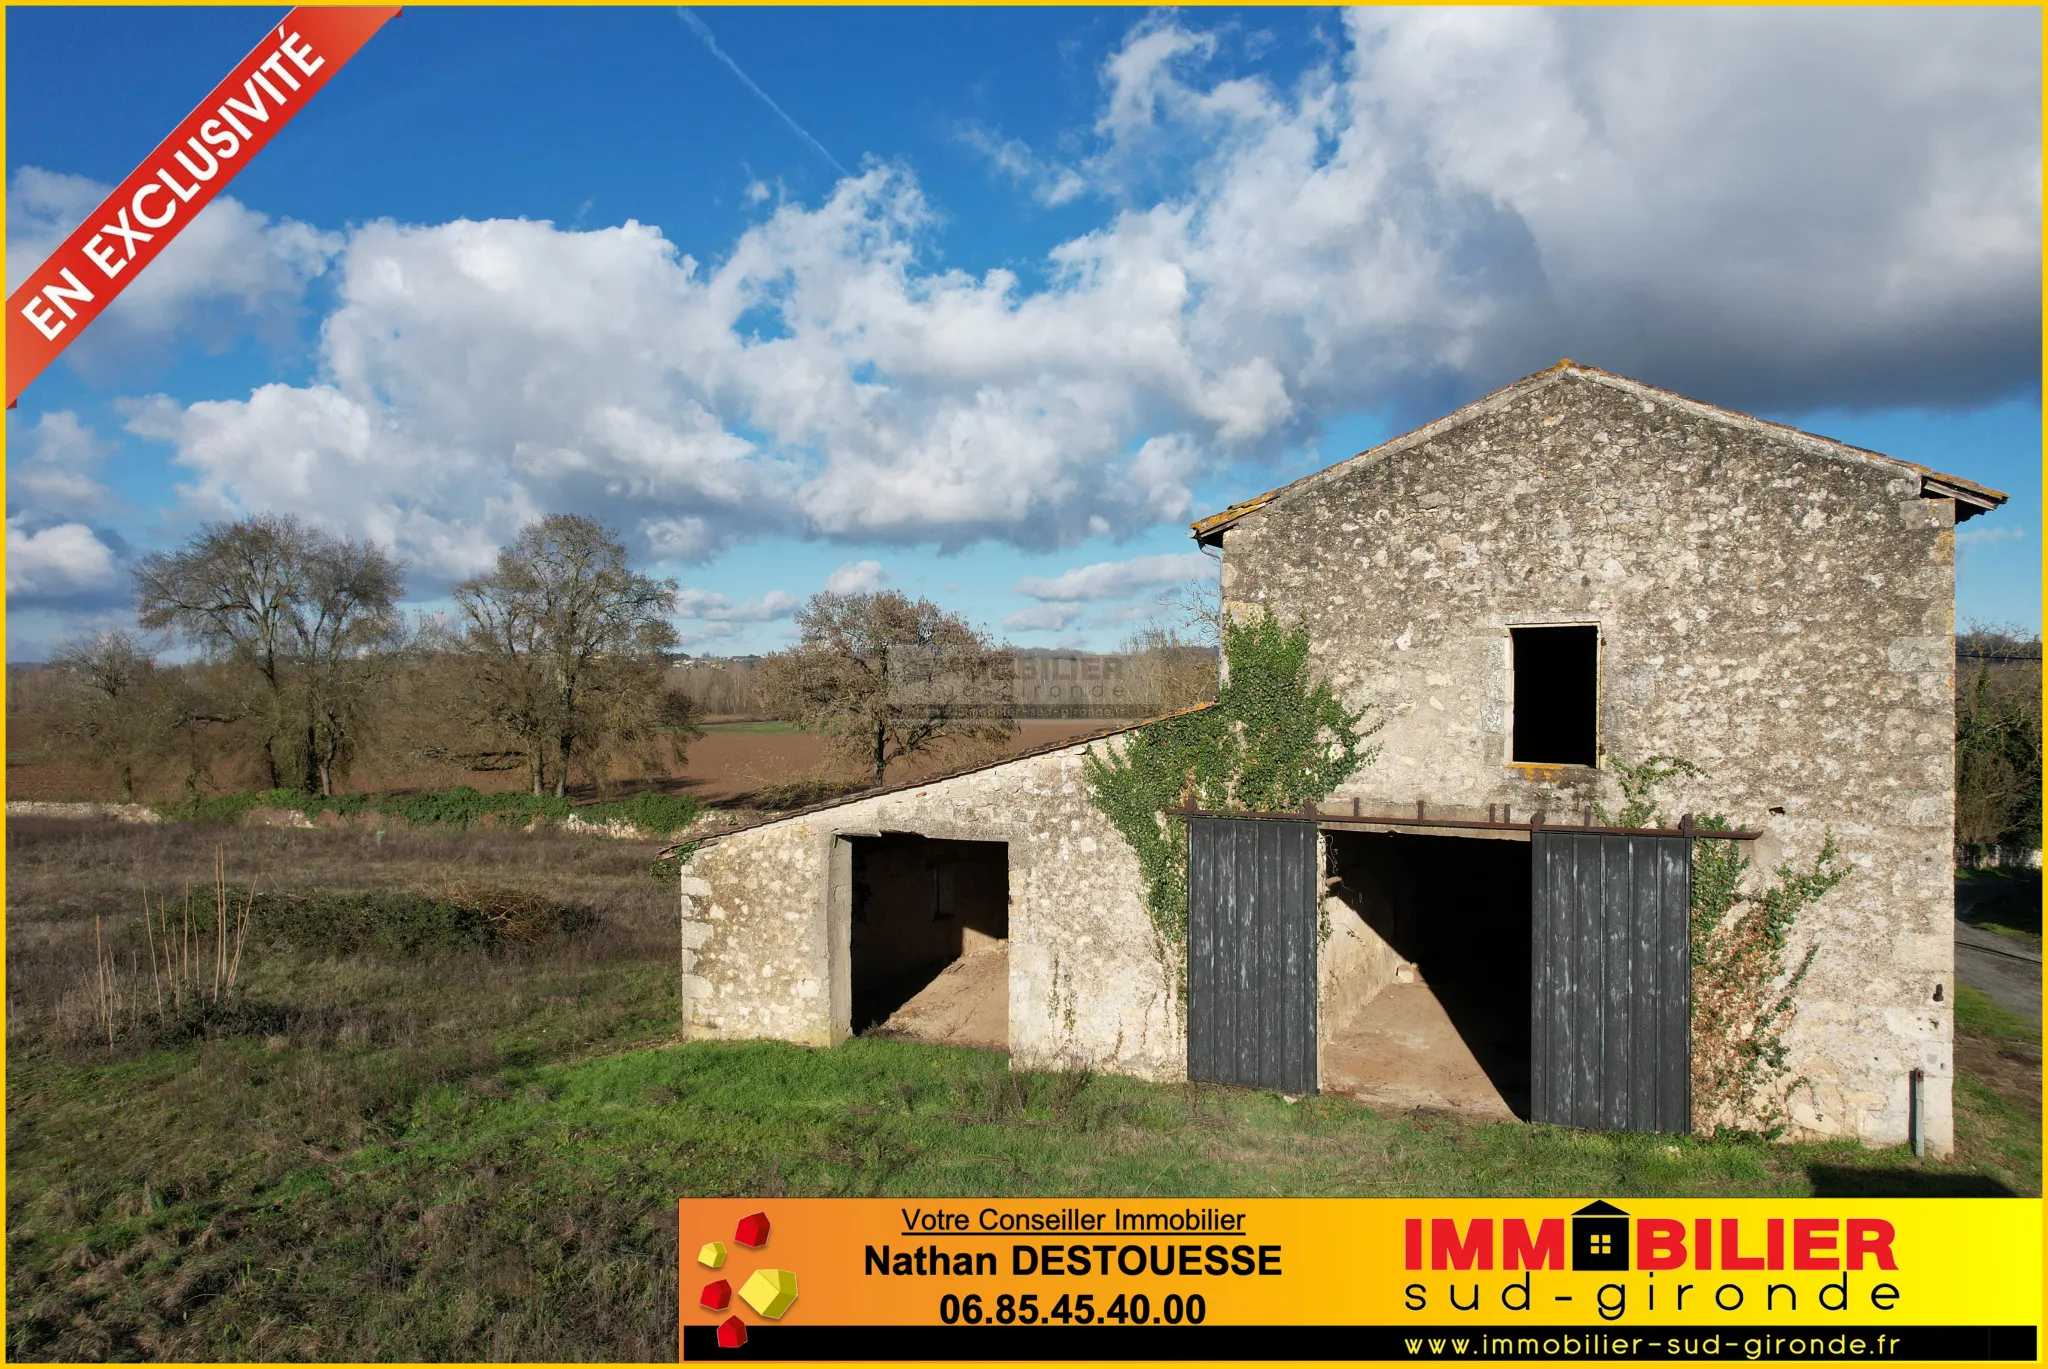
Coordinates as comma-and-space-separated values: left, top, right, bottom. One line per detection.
676, 9, 851, 178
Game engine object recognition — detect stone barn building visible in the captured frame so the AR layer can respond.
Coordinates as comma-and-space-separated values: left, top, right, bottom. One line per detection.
675, 362, 2004, 1155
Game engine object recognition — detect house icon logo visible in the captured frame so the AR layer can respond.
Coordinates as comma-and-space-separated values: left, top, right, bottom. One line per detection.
1570, 1200, 1630, 1271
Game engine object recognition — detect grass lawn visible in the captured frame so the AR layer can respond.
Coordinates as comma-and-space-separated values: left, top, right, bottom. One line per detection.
701, 720, 805, 734
6, 820, 2039, 1360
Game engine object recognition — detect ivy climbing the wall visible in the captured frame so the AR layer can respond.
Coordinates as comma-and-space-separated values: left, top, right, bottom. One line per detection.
1594, 755, 1852, 1137
1082, 611, 1381, 967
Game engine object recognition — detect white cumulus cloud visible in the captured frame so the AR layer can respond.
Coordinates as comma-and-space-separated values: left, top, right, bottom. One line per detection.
6, 515, 118, 598
824, 559, 887, 593
1015, 551, 1215, 602
673, 586, 799, 622
1003, 602, 1087, 633
7, 410, 117, 515
100, 8, 2036, 578
7, 167, 341, 371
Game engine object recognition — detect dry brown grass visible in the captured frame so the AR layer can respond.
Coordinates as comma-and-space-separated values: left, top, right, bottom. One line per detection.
7, 816, 687, 1360
5, 817, 675, 1051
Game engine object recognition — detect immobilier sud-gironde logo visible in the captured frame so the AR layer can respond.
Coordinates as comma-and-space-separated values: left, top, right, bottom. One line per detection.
1402, 1201, 1903, 1322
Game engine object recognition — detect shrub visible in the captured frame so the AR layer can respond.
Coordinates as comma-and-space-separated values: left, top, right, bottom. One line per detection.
146, 784, 695, 836
153, 994, 293, 1046
579, 791, 699, 836
249, 887, 595, 958
152, 791, 270, 825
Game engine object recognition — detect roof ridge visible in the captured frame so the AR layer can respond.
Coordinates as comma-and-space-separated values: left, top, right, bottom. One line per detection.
1189, 362, 2007, 542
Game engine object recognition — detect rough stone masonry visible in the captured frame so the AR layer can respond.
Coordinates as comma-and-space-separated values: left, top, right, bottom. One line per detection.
1204, 363, 1993, 1154
677, 739, 1186, 1079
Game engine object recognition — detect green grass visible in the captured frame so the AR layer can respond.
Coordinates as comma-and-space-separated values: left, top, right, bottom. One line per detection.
330, 1038, 2026, 1201
9, 1031, 2037, 1360
702, 719, 803, 733
1954, 981, 2040, 1045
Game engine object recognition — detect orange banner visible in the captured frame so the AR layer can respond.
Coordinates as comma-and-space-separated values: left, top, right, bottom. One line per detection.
5, 6, 399, 407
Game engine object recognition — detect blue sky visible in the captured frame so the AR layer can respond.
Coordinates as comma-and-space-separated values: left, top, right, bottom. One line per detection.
6, 6, 2040, 657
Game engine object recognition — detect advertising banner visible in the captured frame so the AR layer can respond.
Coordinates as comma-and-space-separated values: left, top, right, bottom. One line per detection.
678, 1197, 2040, 1361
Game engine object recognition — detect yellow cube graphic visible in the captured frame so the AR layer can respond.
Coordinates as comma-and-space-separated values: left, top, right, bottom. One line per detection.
697, 1241, 727, 1268
737, 1268, 798, 1319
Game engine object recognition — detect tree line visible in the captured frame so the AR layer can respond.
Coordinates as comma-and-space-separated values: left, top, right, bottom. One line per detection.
31, 513, 695, 803
24, 513, 1226, 804
55, 518, 2029, 848
1954, 626, 2042, 856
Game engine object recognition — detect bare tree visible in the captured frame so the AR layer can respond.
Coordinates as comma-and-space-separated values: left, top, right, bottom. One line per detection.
1112, 564, 1224, 711
1155, 567, 1226, 650
758, 591, 1015, 787
573, 654, 704, 795
155, 661, 263, 801
667, 657, 769, 718
135, 517, 304, 787
47, 631, 163, 801
298, 539, 405, 794
453, 515, 681, 797
133, 514, 404, 793
1118, 624, 1221, 713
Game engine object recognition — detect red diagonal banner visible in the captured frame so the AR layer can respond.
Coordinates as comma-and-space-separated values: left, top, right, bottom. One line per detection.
6, 6, 400, 407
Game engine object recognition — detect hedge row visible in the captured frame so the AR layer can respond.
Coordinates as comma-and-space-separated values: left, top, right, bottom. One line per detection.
150, 785, 699, 837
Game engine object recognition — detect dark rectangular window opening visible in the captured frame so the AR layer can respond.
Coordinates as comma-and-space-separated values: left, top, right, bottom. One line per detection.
1510, 625, 1599, 766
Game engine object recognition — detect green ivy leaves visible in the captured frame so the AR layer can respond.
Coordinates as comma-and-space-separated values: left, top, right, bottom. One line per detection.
1082, 612, 1380, 961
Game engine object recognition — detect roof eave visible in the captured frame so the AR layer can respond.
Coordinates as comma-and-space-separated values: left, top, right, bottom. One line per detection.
1921, 474, 2009, 523
1190, 494, 1276, 546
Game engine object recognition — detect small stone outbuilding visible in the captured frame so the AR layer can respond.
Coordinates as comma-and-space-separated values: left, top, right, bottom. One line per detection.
676, 722, 1190, 1079
678, 362, 2005, 1154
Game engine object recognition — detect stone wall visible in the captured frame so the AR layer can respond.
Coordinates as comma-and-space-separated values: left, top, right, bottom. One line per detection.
5, 801, 164, 824
1318, 888, 1404, 1038
1218, 368, 1960, 1152
678, 738, 1186, 1080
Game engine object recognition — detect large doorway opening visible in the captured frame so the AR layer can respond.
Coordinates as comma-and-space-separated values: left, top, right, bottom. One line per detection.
848, 834, 1009, 1051
1321, 831, 1531, 1119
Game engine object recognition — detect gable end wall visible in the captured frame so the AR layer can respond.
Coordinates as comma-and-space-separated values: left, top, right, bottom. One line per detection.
1220, 373, 1957, 1151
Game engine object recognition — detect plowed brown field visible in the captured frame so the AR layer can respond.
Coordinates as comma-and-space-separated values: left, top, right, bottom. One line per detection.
4, 718, 1129, 808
